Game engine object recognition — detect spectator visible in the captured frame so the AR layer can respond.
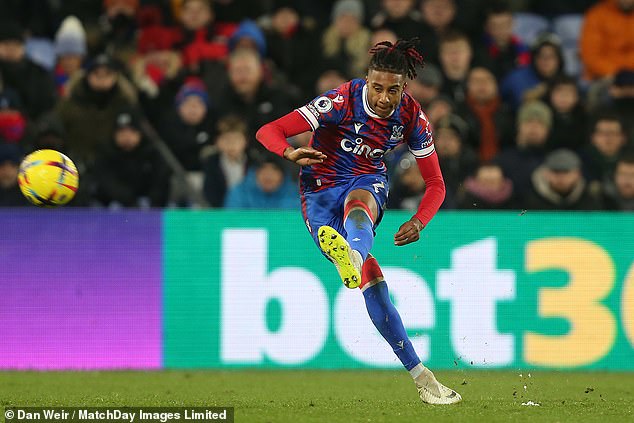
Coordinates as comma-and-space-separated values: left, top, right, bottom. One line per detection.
458, 66, 514, 161
203, 115, 252, 207
387, 153, 426, 211
426, 94, 456, 127
603, 70, 634, 141
321, 0, 371, 79
500, 33, 565, 110
524, 148, 603, 210
54, 16, 87, 97
476, 1, 531, 81
228, 20, 266, 58
0, 143, 29, 206
433, 114, 479, 207
370, 0, 424, 43
98, 0, 141, 65
545, 75, 588, 151
93, 108, 171, 208
438, 30, 473, 105
55, 54, 137, 168
580, 0, 634, 81
581, 112, 629, 183
405, 63, 443, 108
0, 22, 57, 119
418, 0, 458, 65
159, 78, 214, 171
603, 153, 634, 211
224, 156, 299, 209
29, 112, 66, 153
494, 100, 552, 196
315, 69, 348, 95
455, 162, 517, 209
0, 90, 27, 145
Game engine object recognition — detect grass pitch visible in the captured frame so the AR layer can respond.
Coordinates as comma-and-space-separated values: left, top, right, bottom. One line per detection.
1, 370, 632, 422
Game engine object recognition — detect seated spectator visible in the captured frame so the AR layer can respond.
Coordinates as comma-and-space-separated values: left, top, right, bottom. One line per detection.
524, 148, 603, 210
593, 70, 634, 141
580, 0, 634, 81
228, 20, 266, 58
0, 143, 29, 206
321, 0, 371, 79
55, 54, 137, 168
93, 109, 171, 208
426, 94, 456, 127
602, 152, 634, 211
455, 162, 517, 209
315, 69, 348, 95
387, 153, 426, 211
545, 75, 588, 151
371, 0, 424, 42
0, 90, 27, 145
500, 33, 566, 110
418, 0, 458, 65
224, 156, 299, 209
97, 0, 141, 66
494, 100, 552, 196
159, 78, 214, 171
458, 66, 514, 161
405, 63, 443, 108
203, 115, 252, 207
0, 22, 57, 119
580, 112, 630, 183
476, 0, 531, 81
438, 30, 473, 106
433, 114, 479, 207
54, 16, 87, 97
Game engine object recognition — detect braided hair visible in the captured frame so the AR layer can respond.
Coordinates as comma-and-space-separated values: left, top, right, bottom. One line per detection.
368, 38, 425, 80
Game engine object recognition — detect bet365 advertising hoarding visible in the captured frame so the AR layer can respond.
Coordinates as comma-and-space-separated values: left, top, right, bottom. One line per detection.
1, 210, 632, 370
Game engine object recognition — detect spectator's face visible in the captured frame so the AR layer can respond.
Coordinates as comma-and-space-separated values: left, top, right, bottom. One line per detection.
229, 53, 263, 97
427, 99, 453, 125
216, 131, 247, 161
615, 162, 634, 199
383, 0, 415, 19
435, 127, 462, 158
181, 0, 213, 31
256, 163, 284, 193
0, 40, 25, 63
485, 13, 514, 46
316, 70, 347, 94
272, 7, 299, 34
366, 69, 406, 118
88, 67, 117, 92
467, 67, 498, 102
105, 0, 136, 18
550, 84, 578, 113
178, 95, 207, 125
534, 45, 560, 78
58, 55, 83, 74
518, 120, 549, 147
546, 168, 580, 195
476, 165, 504, 191
592, 120, 626, 157
0, 161, 18, 188
334, 13, 361, 38
370, 29, 398, 49
406, 80, 439, 105
420, 0, 455, 30
439, 39, 472, 78
114, 127, 142, 151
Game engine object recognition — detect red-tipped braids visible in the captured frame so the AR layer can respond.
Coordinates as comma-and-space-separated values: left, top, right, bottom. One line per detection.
368, 38, 425, 80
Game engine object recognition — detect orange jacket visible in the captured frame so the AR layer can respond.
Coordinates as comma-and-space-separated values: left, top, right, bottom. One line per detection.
580, 0, 634, 80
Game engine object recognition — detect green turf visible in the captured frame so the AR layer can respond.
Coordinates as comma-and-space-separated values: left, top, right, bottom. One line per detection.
1, 370, 632, 422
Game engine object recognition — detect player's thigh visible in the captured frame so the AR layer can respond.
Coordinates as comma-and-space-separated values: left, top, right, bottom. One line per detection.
301, 188, 346, 247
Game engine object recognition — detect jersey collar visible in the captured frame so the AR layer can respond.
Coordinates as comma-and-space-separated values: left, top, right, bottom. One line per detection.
362, 83, 396, 119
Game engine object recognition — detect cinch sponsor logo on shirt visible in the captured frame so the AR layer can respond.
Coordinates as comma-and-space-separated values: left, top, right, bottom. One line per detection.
340, 137, 386, 159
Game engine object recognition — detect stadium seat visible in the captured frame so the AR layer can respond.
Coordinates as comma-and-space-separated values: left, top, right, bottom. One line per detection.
513, 12, 550, 46
553, 14, 584, 78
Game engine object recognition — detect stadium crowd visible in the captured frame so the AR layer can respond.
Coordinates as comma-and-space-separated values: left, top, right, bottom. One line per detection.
0, 0, 632, 211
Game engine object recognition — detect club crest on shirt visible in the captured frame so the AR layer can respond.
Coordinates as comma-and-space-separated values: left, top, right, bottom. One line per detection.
313, 96, 333, 113
390, 125, 404, 141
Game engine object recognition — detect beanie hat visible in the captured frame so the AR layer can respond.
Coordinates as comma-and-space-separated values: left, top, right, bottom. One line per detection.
55, 16, 87, 56
175, 78, 209, 107
331, 0, 363, 21
518, 100, 552, 128
228, 20, 267, 57
0, 22, 24, 43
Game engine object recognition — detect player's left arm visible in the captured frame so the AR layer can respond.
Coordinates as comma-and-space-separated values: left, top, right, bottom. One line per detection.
394, 108, 446, 246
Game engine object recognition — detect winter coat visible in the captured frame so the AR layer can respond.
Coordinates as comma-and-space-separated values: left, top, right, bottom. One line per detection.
0, 58, 57, 119
224, 170, 299, 209
523, 166, 603, 210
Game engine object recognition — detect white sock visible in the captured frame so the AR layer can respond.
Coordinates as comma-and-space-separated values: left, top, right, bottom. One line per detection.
409, 363, 425, 380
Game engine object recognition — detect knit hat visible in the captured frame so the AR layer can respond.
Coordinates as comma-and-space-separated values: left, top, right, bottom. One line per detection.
175, 78, 209, 107
518, 100, 552, 128
415, 63, 443, 88
331, 0, 364, 21
55, 16, 87, 56
87, 54, 117, 73
114, 109, 141, 131
228, 20, 267, 57
544, 149, 581, 172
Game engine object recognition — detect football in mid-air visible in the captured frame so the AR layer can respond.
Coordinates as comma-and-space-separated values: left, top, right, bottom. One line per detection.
18, 149, 79, 207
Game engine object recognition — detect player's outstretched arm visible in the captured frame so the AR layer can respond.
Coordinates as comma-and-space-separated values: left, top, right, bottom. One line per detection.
256, 111, 326, 166
394, 151, 446, 246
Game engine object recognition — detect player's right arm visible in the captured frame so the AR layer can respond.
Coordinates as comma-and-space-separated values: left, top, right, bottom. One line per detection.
256, 111, 327, 166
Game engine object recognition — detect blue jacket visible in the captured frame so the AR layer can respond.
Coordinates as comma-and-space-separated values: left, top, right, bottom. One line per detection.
224, 170, 299, 209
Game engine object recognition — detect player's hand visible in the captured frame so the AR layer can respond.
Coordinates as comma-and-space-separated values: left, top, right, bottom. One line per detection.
394, 217, 424, 246
283, 147, 327, 166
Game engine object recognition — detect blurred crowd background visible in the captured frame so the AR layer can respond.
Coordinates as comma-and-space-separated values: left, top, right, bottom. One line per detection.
0, 0, 632, 211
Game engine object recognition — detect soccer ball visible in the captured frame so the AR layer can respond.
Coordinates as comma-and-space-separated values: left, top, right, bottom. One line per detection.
18, 149, 79, 207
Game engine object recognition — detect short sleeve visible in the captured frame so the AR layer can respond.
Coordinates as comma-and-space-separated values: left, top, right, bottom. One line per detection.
295, 84, 348, 131
407, 107, 435, 159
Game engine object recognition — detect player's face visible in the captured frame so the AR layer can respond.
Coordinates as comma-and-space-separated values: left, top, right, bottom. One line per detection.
366, 69, 406, 118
